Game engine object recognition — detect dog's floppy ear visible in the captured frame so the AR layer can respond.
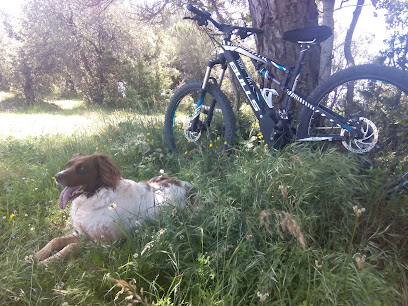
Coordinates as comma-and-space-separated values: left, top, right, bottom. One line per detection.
72, 153, 85, 160
93, 154, 122, 189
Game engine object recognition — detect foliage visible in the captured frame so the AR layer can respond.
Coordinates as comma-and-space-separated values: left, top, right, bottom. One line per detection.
136, 0, 249, 24
164, 19, 214, 85
0, 105, 407, 305
0, 0, 213, 108
372, 0, 408, 70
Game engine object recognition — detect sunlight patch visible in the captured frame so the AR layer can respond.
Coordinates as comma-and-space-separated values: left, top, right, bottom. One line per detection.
0, 113, 102, 138
49, 99, 84, 110
0, 92, 13, 102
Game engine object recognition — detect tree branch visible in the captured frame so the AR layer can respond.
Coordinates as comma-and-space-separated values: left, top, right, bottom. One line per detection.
344, 0, 365, 66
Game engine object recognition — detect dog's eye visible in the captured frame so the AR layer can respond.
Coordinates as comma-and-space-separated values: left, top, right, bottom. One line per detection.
76, 163, 88, 174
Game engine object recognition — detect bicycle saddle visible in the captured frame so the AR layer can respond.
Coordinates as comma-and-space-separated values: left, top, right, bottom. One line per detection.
283, 26, 332, 44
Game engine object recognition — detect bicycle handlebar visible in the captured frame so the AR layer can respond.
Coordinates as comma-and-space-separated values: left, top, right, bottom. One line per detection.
186, 4, 263, 38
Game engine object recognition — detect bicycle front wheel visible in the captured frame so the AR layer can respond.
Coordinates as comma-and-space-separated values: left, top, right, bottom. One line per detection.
164, 81, 236, 154
298, 64, 408, 159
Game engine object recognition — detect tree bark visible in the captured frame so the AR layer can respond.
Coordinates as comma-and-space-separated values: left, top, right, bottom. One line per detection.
319, 0, 335, 83
248, 0, 320, 101
22, 58, 35, 106
344, 0, 365, 67
344, 0, 365, 110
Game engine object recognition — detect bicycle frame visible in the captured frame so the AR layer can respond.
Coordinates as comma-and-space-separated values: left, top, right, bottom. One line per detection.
190, 34, 356, 145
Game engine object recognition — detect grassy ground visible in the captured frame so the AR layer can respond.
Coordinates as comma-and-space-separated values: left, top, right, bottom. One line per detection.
1, 93, 407, 305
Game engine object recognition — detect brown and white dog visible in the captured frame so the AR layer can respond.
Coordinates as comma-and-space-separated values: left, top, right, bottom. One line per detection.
33, 153, 192, 265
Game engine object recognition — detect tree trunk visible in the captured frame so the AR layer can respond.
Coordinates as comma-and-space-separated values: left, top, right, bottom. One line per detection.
344, 0, 365, 67
22, 59, 35, 106
319, 0, 335, 83
344, 0, 365, 110
248, 0, 320, 101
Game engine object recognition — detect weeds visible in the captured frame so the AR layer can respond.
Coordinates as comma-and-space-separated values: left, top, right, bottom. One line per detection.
0, 106, 407, 305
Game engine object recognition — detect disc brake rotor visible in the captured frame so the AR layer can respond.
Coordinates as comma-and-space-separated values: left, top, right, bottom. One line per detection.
184, 122, 201, 143
340, 117, 378, 154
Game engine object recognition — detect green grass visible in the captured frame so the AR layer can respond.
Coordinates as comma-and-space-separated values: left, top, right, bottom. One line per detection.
0, 97, 407, 305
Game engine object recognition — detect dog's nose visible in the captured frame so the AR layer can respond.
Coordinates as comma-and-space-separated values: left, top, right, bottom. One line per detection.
54, 172, 63, 182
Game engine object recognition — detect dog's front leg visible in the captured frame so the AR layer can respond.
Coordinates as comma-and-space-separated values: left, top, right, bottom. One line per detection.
33, 232, 78, 263
37, 242, 80, 265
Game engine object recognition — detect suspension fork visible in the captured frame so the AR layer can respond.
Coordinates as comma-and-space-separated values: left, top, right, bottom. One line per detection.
190, 54, 227, 131
205, 61, 227, 126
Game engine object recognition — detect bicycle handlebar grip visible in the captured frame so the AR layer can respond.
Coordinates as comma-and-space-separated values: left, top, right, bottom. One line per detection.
186, 4, 210, 18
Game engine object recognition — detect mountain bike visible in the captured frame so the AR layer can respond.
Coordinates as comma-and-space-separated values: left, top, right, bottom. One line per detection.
164, 4, 408, 158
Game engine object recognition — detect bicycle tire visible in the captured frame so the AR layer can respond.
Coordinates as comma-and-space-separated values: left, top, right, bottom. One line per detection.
297, 64, 408, 157
164, 81, 236, 153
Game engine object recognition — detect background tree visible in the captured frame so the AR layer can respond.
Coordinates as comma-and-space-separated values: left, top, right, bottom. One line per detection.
0, 11, 16, 92
2, 0, 406, 110
339, 0, 365, 108
163, 19, 213, 84
0, 0, 177, 107
343, 0, 365, 67
372, 0, 408, 71
135, 0, 248, 24
318, 0, 335, 82
135, 0, 249, 110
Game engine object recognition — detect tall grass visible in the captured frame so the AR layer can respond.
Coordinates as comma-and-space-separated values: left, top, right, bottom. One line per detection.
0, 108, 407, 305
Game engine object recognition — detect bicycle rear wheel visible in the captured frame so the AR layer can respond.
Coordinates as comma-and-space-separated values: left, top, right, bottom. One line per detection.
298, 64, 408, 162
164, 81, 235, 154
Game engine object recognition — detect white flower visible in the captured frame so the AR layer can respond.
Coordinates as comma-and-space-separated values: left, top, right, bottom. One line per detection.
353, 205, 366, 217
109, 203, 117, 210
257, 291, 270, 302
141, 241, 154, 255
157, 229, 166, 236
315, 260, 323, 269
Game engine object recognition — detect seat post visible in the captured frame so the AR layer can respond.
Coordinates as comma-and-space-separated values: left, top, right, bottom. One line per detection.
292, 43, 310, 82
283, 44, 311, 112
